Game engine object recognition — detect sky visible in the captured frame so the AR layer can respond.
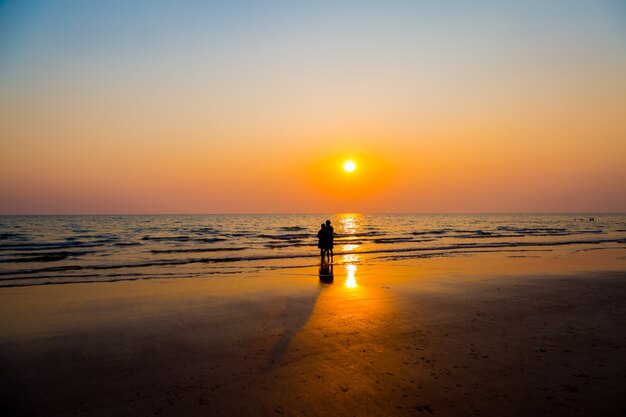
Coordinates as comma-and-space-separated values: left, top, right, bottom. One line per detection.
1, 0, 625, 214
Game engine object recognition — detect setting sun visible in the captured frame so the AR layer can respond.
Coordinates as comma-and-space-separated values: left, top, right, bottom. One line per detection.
343, 160, 357, 173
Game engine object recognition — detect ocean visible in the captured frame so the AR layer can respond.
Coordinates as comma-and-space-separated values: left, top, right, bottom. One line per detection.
0, 214, 624, 287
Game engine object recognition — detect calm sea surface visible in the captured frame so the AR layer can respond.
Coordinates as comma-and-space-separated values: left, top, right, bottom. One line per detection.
1, 214, 625, 287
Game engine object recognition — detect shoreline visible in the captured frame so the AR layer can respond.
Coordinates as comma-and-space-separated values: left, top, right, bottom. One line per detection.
1, 240, 624, 289
1, 250, 625, 416
2, 212, 624, 289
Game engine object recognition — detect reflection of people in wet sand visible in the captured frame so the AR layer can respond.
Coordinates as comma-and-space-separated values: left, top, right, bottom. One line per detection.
319, 262, 334, 283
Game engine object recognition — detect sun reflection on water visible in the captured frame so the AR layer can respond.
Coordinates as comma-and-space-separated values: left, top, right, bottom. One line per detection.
339, 214, 362, 253
341, 253, 360, 264
336, 215, 363, 289
339, 214, 360, 235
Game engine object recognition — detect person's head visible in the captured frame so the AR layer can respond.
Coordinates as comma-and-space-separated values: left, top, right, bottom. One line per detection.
320, 223, 325, 229
325, 219, 331, 226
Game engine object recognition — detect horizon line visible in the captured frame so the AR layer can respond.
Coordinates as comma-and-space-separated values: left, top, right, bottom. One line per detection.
0, 211, 623, 216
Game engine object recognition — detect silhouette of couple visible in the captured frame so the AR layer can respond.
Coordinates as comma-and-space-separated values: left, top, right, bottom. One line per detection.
317, 219, 334, 261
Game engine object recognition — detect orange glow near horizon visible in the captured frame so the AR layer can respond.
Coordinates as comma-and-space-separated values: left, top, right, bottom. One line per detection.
306, 151, 396, 206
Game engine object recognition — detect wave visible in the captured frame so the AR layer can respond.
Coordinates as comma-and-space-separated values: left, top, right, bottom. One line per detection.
69, 234, 120, 240
496, 226, 567, 234
334, 231, 384, 237
372, 237, 417, 244
0, 269, 247, 288
0, 241, 105, 251
140, 236, 226, 243
69, 228, 93, 233
374, 248, 554, 261
2, 237, 623, 278
227, 232, 254, 237
410, 229, 450, 236
0, 232, 27, 240
0, 250, 95, 263
264, 242, 312, 249
149, 247, 248, 254
141, 235, 192, 242
197, 237, 227, 243
188, 227, 219, 234
452, 228, 604, 239
258, 233, 311, 240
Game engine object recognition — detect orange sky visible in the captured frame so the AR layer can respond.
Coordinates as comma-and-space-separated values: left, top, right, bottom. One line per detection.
1, 1, 625, 213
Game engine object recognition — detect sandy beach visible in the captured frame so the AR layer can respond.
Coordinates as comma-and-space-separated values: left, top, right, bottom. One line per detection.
1, 249, 625, 417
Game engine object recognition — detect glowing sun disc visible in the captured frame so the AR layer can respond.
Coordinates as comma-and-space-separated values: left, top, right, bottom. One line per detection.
343, 160, 357, 172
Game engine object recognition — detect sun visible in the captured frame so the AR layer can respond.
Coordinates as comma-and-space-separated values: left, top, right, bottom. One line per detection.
343, 160, 357, 173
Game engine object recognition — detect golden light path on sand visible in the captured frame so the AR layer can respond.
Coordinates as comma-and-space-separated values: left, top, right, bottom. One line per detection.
337, 214, 362, 289
344, 264, 358, 289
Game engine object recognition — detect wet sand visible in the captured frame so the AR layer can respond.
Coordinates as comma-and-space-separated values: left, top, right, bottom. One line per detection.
1, 249, 625, 416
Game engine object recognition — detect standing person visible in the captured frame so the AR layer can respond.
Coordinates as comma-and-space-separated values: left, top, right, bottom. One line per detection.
325, 219, 334, 261
317, 223, 327, 259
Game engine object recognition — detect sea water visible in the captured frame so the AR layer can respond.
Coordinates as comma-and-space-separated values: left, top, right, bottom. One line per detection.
1, 213, 624, 287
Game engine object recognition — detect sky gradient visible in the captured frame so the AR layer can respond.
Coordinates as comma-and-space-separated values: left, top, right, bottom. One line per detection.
1, 0, 625, 214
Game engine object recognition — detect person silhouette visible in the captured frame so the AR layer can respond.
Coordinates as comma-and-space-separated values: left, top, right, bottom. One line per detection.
324, 219, 334, 261
317, 223, 327, 259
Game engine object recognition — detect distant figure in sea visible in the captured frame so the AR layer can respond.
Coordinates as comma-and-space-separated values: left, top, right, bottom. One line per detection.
317, 223, 327, 259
